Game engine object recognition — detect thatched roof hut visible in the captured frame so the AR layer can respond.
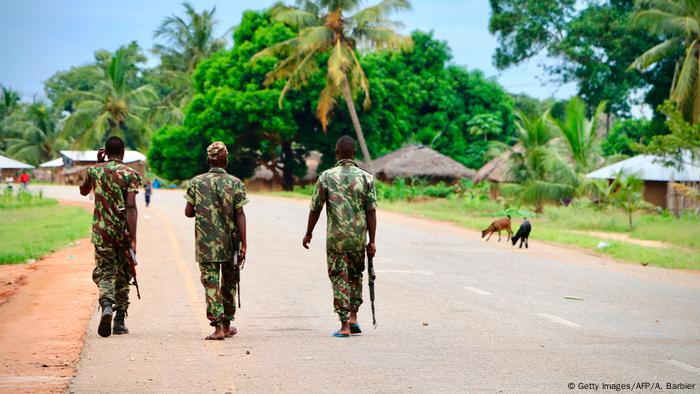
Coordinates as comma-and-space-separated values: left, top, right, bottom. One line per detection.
370, 145, 475, 182
473, 144, 523, 184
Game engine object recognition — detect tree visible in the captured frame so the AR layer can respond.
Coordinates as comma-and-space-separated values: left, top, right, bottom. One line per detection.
639, 100, 700, 165
3, 102, 67, 165
252, 0, 413, 163
150, 2, 229, 125
149, 10, 313, 186
629, 0, 700, 122
551, 97, 607, 173
1, 85, 21, 120
602, 118, 651, 157
610, 171, 647, 230
62, 47, 158, 150
468, 113, 503, 142
504, 111, 577, 213
489, 0, 670, 120
153, 2, 227, 73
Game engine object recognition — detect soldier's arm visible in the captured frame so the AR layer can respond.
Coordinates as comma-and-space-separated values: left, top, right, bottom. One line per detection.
126, 191, 138, 253
235, 207, 247, 259
366, 209, 377, 257
303, 210, 321, 249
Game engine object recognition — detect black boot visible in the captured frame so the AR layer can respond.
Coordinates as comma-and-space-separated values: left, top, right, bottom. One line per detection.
113, 309, 129, 335
98, 301, 113, 337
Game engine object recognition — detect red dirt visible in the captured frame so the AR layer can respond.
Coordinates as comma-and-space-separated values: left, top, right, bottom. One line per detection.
0, 201, 96, 393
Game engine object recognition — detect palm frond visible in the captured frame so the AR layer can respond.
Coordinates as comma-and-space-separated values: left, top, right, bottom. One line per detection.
347, 47, 371, 109
350, 0, 412, 27
316, 82, 340, 131
634, 10, 700, 36
671, 41, 699, 103
628, 37, 682, 70
271, 4, 322, 28
327, 41, 353, 87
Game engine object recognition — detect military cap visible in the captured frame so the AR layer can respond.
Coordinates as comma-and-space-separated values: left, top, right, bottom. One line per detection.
207, 141, 228, 160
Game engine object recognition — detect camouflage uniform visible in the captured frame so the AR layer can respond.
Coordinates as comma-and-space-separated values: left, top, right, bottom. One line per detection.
310, 159, 377, 322
185, 142, 248, 327
87, 160, 142, 312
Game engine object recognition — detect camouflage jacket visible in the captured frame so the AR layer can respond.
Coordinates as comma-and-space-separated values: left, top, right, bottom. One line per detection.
310, 159, 377, 253
86, 160, 142, 247
185, 167, 248, 263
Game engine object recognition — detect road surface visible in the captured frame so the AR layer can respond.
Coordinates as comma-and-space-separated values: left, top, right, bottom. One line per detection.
36, 185, 700, 393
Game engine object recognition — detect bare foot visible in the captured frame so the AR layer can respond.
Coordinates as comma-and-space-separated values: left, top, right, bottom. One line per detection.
205, 325, 225, 340
224, 325, 237, 338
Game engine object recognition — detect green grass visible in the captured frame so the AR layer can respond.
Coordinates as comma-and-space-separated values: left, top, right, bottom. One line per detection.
0, 197, 91, 264
268, 189, 700, 270
378, 199, 700, 270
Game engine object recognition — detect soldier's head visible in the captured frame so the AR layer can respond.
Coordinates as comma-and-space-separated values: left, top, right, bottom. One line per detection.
335, 135, 356, 160
105, 136, 125, 160
207, 141, 228, 168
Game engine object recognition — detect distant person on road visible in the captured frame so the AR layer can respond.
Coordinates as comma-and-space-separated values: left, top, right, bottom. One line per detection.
4, 176, 13, 192
144, 181, 152, 207
79, 136, 142, 338
303, 135, 377, 338
19, 172, 30, 191
184, 141, 248, 340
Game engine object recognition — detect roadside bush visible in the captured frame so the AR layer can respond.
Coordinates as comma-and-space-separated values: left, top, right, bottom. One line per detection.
0, 189, 54, 209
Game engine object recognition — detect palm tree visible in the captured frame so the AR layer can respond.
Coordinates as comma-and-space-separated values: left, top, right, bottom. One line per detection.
62, 49, 158, 150
551, 97, 606, 174
153, 2, 227, 73
504, 111, 578, 213
151, 2, 228, 126
629, 0, 700, 122
3, 103, 68, 165
253, 0, 413, 163
610, 171, 648, 230
0, 85, 21, 120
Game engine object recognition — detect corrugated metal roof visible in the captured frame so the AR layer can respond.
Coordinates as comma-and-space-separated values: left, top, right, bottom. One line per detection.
0, 155, 34, 169
40, 158, 64, 168
586, 153, 700, 182
60, 150, 146, 164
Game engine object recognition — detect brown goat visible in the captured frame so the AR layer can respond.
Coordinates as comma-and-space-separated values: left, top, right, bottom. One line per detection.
481, 215, 512, 242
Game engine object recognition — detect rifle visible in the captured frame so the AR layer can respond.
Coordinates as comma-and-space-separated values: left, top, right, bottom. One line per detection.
231, 231, 243, 308
125, 246, 141, 299
368, 255, 377, 328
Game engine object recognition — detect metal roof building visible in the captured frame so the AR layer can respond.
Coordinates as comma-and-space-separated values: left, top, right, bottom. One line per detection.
0, 155, 34, 170
586, 153, 700, 182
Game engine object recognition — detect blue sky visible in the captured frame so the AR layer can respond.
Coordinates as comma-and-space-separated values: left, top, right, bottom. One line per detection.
0, 0, 575, 102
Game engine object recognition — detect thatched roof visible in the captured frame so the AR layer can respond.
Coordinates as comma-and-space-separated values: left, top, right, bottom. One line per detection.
370, 145, 475, 181
473, 144, 523, 184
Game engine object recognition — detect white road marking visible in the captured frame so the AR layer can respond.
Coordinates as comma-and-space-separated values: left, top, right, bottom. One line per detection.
376, 269, 434, 276
538, 313, 581, 328
463, 286, 492, 296
667, 359, 700, 375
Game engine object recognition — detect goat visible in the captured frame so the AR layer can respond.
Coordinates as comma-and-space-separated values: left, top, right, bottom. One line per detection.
511, 218, 531, 248
481, 215, 512, 242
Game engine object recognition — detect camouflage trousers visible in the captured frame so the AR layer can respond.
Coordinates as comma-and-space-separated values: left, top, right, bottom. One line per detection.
198, 261, 238, 327
93, 246, 131, 311
327, 251, 365, 322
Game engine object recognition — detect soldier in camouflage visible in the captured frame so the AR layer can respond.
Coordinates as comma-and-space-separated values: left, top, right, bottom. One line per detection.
303, 135, 377, 338
79, 136, 142, 337
185, 141, 248, 340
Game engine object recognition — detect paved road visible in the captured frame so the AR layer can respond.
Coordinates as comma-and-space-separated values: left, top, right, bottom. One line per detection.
37, 185, 700, 393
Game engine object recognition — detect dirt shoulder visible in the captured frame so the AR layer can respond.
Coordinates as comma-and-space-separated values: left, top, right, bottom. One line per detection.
0, 202, 96, 393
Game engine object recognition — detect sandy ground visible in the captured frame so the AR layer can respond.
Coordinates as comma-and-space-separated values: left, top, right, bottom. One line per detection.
0, 237, 96, 394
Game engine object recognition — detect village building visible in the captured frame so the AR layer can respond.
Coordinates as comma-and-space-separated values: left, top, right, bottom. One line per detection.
370, 145, 475, 183
0, 154, 34, 180
586, 153, 700, 213
38, 150, 147, 184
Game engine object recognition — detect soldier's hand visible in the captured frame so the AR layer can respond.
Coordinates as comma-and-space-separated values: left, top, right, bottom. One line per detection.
302, 234, 312, 249
239, 243, 247, 264
97, 148, 107, 163
131, 239, 137, 254
366, 242, 376, 258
